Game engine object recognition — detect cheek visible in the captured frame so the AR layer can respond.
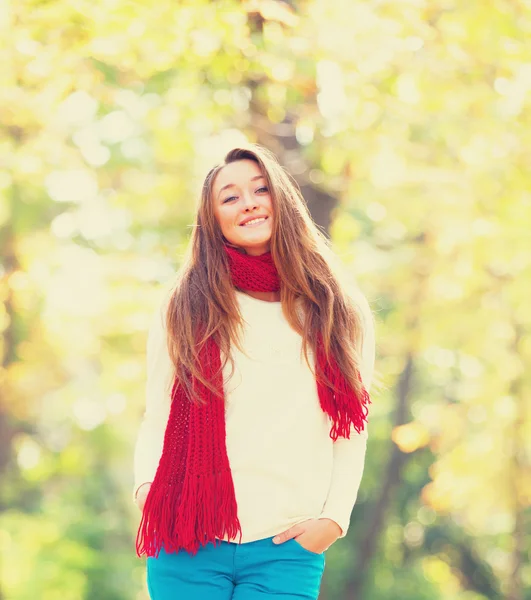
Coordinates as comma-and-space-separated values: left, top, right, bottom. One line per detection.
217, 207, 237, 232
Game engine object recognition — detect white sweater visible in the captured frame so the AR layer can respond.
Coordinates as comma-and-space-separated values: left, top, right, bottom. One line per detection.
133, 288, 375, 542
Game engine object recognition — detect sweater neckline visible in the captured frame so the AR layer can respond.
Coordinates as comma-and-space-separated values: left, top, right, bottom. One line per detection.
235, 290, 282, 306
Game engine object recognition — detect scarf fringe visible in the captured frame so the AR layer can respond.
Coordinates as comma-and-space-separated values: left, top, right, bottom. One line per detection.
317, 340, 371, 441
136, 469, 242, 558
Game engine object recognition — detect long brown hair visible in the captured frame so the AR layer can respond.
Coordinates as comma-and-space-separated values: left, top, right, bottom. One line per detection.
165, 144, 370, 404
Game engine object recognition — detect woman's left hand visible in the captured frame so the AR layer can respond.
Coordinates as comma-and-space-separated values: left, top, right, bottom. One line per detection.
272, 518, 342, 554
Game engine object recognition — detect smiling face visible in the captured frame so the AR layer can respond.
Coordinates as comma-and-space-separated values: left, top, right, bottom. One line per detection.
212, 159, 274, 256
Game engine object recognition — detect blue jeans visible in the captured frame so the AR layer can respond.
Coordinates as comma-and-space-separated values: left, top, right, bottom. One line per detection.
146, 535, 326, 599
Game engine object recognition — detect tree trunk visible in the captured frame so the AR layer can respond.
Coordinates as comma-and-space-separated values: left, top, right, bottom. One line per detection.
343, 354, 414, 599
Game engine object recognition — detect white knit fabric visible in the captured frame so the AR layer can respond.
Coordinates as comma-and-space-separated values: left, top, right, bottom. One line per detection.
133, 288, 375, 541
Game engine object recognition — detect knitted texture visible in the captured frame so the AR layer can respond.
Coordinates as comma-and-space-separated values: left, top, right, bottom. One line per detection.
225, 244, 281, 292
135, 245, 370, 558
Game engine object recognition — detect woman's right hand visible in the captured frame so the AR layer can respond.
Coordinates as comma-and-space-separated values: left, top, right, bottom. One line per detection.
134, 482, 152, 511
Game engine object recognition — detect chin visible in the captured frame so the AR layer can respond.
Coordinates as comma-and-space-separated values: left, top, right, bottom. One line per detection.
232, 230, 272, 244
236, 238, 272, 255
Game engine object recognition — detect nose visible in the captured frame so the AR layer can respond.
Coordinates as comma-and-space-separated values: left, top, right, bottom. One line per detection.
241, 191, 259, 211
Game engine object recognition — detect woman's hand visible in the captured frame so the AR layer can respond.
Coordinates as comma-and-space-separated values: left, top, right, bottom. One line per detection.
272, 518, 342, 554
134, 482, 152, 511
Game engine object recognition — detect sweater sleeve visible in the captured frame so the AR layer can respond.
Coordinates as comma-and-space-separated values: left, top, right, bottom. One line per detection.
132, 292, 174, 498
318, 288, 376, 537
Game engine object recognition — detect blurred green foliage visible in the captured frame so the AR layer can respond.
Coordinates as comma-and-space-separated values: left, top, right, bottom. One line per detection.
1, 0, 530, 598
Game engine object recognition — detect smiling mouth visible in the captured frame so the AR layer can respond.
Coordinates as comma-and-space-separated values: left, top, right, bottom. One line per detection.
240, 217, 268, 227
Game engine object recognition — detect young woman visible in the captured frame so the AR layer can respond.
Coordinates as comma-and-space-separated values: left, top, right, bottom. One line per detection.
133, 144, 375, 599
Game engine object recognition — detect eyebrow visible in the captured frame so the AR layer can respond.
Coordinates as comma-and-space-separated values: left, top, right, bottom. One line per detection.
217, 175, 265, 199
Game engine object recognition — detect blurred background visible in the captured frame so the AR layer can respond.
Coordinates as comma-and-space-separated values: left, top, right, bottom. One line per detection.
1, 0, 530, 598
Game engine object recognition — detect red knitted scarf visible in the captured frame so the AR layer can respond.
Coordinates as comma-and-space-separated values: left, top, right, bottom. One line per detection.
136, 245, 370, 558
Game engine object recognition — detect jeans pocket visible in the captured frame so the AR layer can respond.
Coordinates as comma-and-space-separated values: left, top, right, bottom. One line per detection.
291, 538, 323, 557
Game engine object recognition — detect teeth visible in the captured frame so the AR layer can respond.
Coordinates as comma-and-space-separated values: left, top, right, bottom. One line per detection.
242, 217, 266, 226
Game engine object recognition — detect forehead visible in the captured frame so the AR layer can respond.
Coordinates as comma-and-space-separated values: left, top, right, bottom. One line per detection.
212, 159, 264, 195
